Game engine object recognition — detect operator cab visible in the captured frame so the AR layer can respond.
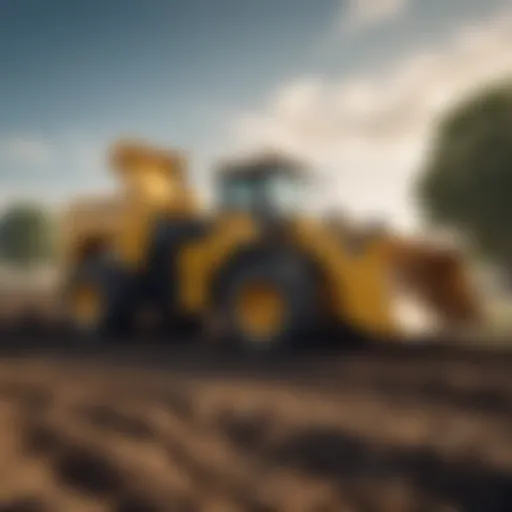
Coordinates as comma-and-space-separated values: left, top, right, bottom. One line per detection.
216, 153, 306, 218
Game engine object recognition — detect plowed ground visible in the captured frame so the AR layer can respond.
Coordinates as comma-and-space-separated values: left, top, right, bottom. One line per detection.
0, 336, 510, 512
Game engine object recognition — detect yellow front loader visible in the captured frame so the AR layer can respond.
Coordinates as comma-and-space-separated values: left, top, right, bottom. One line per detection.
60, 140, 480, 351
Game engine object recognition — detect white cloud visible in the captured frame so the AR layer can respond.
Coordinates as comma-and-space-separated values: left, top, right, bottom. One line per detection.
344, 0, 409, 32
0, 136, 54, 167
0, 183, 72, 217
0, 134, 115, 210
316, 0, 409, 52
232, 7, 512, 231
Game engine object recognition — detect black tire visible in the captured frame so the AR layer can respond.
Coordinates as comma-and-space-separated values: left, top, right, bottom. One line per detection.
63, 255, 139, 341
212, 249, 323, 354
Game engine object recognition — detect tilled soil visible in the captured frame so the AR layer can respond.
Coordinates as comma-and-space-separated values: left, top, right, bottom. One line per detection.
0, 338, 510, 512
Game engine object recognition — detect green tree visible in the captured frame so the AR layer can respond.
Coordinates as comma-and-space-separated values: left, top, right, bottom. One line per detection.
0, 202, 56, 267
417, 80, 512, 267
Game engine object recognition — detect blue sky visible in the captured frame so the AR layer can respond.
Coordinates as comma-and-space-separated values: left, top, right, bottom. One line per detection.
1, 0, 511, 228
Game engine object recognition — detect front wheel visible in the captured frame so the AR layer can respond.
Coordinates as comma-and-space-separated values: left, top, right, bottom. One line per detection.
212, 254, 323, 354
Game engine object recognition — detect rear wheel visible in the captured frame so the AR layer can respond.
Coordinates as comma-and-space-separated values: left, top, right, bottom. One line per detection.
64, 256, 137, 342
68, 282, 104, 334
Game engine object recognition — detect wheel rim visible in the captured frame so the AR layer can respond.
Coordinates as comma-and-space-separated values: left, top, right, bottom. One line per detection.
69, 284, 103, 330
235, 281, 285, 342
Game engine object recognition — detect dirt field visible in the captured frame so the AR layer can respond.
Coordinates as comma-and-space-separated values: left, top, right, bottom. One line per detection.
0, 338, 509, 512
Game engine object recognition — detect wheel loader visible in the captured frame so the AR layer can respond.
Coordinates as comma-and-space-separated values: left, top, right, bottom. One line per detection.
59, 140, 480, 351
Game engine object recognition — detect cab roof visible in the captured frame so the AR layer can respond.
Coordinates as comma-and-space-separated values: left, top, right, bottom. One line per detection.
216, 151, 307, 181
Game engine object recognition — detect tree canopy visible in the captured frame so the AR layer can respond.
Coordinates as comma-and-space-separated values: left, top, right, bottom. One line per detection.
417, 81, 512, 264
0, 202, 56, 267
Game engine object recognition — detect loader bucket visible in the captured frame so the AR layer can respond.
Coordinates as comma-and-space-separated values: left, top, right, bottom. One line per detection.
391, 242, 481, 329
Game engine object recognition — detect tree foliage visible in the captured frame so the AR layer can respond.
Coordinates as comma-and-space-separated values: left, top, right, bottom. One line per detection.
0, 202, 55, 267
418, 81, 512, 263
